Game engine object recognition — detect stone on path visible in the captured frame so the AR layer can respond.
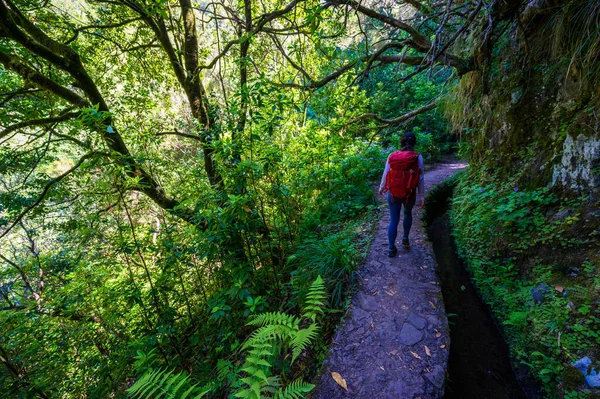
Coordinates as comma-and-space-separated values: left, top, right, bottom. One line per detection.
408, 313, 428, 330
398, 323, 424, 346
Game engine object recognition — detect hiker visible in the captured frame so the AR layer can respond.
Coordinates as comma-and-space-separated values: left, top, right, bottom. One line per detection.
378, 132, 425, 257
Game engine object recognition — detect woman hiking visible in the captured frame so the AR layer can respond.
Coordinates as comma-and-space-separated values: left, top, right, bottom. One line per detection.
378, 132, 425, 257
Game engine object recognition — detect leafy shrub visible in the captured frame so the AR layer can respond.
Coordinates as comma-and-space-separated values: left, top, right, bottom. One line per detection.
288, 231, 359, 309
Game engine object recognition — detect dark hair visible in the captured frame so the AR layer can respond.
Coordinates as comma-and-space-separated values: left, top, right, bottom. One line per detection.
400, 132, 417, 149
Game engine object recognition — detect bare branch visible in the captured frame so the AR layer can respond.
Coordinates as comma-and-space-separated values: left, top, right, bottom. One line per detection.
325, 0, 431, 51
345, 101, 437, 126
0, 86, 41, 107
199, 0, 305, 70
428, 0, 483, 71
269, 33, 315, 83
64, 17, 142, 45
154, 130, 203, 141
0, 254, 38, 300
324, 0, 476, 74
0, 51, 89, 107
0, 111, 80, 141
273, 59, 359, 89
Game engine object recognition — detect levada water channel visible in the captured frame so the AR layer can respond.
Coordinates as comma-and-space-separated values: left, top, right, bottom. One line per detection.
424, 177, 537, 399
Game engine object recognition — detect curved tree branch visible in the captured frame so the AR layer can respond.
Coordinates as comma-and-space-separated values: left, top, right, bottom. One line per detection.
325, 0, 431, 51
345, 101, 437, 126
0, 111, 80, 141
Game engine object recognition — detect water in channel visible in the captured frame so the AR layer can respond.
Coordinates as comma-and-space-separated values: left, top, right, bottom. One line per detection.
426, 193, 535, 399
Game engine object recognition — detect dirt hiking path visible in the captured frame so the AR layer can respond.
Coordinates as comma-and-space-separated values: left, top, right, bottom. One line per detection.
311, 161, 467, 399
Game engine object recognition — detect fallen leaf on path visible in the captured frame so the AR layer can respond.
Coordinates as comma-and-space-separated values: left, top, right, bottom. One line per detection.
331, 372, 348, 391
390, 349, 398, 355
410, 351, 421, 359
555, 284, 564, 293
435, 330, 441, 338
379, 366, 385, 371
425, 346, 431, 357
429, 301, 436, 309
440, 345, 446, 349
429, 281, 439, 285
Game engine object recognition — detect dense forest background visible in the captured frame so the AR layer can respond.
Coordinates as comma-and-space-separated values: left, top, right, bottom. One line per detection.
1, 0, 599, 398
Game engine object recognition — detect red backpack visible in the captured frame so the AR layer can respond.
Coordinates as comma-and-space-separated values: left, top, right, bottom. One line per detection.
385, 150, 420, 199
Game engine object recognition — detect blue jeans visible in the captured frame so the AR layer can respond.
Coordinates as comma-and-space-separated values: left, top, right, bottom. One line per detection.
387, 192, 416, 250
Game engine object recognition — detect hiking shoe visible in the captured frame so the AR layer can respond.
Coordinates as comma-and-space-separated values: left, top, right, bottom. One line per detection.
387, 247, 397, 257
402, 238, 410, 248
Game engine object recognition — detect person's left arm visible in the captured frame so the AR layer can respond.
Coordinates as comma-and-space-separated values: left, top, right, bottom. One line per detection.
378, 154, 391, 194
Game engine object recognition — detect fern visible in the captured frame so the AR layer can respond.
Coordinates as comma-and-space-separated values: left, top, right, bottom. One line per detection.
291, 323, 320, 363
274, 380, 315, 399
244, 324, 296, 348
227, 277, 328, 398
235, 340, 279, 399
196, 379, 220, 398
247, 312, 301, 329
130, 277, 327, 399
302, 275, 327, 322
127, 368, 202, 399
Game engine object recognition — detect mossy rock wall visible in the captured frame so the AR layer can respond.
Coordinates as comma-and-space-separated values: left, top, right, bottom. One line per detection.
447, 2, 600, 398
446, 1, 600, 194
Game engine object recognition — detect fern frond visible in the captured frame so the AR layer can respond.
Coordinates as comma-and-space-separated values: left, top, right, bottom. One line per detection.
243, 312, 302, 351
302, 276, 327, 322
235, 336, 283, 399
274, 379, 315, 399
247, 312, 301, 330
262, 376, 281, 395
235, 375, 281, 399
127, 368, 201, 399
291, 323, 320, 363
244, 323, 298, 349
217, 359, 234, 380
196, 379, 220, 398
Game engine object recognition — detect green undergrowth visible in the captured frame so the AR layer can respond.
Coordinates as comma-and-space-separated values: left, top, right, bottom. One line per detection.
126, 145, 385, 398
450, 170, 600, 398
128, 277, 327, 399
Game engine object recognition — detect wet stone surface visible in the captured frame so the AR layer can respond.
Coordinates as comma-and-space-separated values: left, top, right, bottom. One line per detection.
310, 162, 467, 399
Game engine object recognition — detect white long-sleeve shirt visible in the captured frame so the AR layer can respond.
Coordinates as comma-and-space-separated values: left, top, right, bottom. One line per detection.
379, 152, 425, 201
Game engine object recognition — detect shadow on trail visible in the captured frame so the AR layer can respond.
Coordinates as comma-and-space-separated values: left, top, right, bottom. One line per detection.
425, 179, 534, 399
